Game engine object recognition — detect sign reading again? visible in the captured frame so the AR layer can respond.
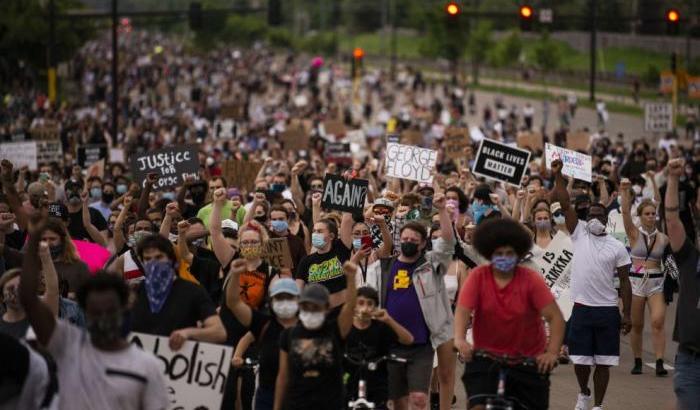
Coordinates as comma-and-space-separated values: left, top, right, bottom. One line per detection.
384, 143, 437, 184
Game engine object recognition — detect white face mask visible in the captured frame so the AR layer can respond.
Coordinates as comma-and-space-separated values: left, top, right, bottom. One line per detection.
272, 299, 299, 319
586, 219, 606, 236
553, 214, 566, 225
299, 310, 325, 330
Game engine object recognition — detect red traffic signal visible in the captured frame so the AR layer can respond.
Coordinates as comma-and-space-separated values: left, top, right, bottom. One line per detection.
445, 2, 460, 16
520, 5, 533, 19
353, 47, 364, 59
666, 9, 680, 23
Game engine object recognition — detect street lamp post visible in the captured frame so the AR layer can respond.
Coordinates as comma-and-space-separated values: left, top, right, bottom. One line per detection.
111, 0, 119, 144
589, 0, 597, 102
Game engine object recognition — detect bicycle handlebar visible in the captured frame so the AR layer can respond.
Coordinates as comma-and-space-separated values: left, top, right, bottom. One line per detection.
473, 350, 537, 367
344, 354, 408, 369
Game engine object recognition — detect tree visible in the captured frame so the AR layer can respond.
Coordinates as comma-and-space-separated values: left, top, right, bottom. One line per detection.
532, 31, 562, 93
467, 21, 494, 85
418, 7, 471, 83
489, 29, 523, 68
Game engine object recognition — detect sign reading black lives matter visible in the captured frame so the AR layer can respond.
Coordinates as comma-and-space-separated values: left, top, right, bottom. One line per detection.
472, 139, 531, 187
321, 174, 368, 214
130, 145, 199, 191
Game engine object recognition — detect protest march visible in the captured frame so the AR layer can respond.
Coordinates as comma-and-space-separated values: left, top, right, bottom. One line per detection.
1, 11, 700, 410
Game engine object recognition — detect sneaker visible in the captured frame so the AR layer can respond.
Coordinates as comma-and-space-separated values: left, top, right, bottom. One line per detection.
656, 359, 668, 377
631, 358, 643, 375
575, 393, 591, 410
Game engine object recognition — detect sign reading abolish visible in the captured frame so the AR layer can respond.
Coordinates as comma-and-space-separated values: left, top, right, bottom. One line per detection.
545, 143, 592, 182
130, 145, 199, 191
129, 332, 232, 410
321, 174, 368, 214
472, 139, 530, 187
385, 143, 437, 184
529, 231, 574, 320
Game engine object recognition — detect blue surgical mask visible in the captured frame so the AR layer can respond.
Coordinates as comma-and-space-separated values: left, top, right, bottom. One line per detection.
471, 202, 493, 225
312, 233, 327, 248
492, 255, 518, 272
90, 187, 102, 199
352, 238, 362, 250
162, 192, 175, 201
116, 184, 128, 194
271, 220, 289, 233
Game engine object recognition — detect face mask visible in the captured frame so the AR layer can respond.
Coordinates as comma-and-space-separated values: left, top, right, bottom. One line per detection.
102, 192, 115, 203
240, 244, 262, 259
86, 312, 124, 347
471, 202, 492, 225
272, 299, 299, 319
129, 230, 150, 247
446, 199, 460, 211
553, 214, 566, 225
352, 238, 362, 250
431, 238, 444, 251
191, 238, 205, 248
254, 215, 267, 224
586, 219, 606, 236
492, 255, 518, 272
312, 233, 327, 248
400, 241, 419, 257
68, 192, 82, 205
576, 207, 589, 220
271, 220, 289, 233
143, 260, 175, 313
90, 187, 102, 199
162, 192, 176, 201
116, 184, 128, 194
2, 288, 21, 311
271, 183, 286, 193
299, 310, 325, 330
49, 243, 64, 259
632, 185, 642, 196
535, 220, 551, 231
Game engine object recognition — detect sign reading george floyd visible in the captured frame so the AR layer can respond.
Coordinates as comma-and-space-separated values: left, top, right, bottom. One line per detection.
385, 143, 438, 184
472, 138, 530, 187
129, 332, 232, 410
321, 174, 368, 213
130, 145, 199, 191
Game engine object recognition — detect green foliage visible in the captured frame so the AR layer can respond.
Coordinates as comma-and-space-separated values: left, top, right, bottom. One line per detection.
267, 27, 296, 49
419, 8, 470, 62
641, 64, 660, 86
467, 21, 494, 63
532, 32, 562, 72
0, 0, 95, 70
298, 32, 337, 55
488, 30, 522, 67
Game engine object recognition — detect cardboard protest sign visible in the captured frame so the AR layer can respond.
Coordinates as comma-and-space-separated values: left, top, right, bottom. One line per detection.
443, 128, 470, 160
528, 231, 575, 320
222, 159, 262, 192
517, 131, 544, 152
344, 129, 367, 147
400, 129, 423, 146
566, 131, 590, 152
280, 124, 309, 151
321, 174, 368, 214
0, 141, 38, 170
130, 145, 200, 191
545, 143, 592, 182
324, 142, 352, 165
323, 119, 346, 138
263, 237, 294, 270
30, 121, 60, 140
644, 102, 673, 132
77, 145, 108, 168
472, 139, 530, 187
129, 332, 232, 410
220, 104, 245, 120
36, 140, 63, 165
385, 143, 438, 184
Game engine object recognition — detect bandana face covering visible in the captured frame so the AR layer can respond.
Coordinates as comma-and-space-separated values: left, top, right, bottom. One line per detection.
143, 260, 175, 313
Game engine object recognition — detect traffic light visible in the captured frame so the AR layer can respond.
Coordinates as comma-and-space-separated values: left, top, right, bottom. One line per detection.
445, 1, 460, 17
352, 48, 364, 79
666, 8, 680, 35
268, 0, 282, 26
189, 2, 203, 31
519, 5, 534, 31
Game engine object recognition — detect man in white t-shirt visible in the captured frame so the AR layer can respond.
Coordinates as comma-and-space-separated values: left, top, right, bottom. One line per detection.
19, 228, 168, 410
549, 160, 632, 410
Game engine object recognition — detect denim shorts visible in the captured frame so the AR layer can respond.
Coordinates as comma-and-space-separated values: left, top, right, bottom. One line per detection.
674, 348, 700, 410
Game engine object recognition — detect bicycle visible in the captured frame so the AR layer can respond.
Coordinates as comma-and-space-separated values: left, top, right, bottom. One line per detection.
465, 350, 549, 410
344, 353, 407, 409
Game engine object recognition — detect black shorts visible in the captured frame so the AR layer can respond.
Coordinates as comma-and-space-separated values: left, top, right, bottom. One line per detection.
462, 356, 550, 410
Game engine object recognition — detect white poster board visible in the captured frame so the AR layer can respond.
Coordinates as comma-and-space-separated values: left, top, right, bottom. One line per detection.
644, 103, 673, 133
606, 209, 630, 248
529, 231, 575, 320
385, 143, 437, 184
545, 143, 592, 182
0, 141, 38, 170
128, 332, 233, 410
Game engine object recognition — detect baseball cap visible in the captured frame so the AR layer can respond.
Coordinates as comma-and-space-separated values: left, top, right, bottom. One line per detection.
373, 198, 395, 210
299, 283, 330, 307
550, 202, 562, 215
473, 185, 492, 202
227, 188, 241, 199
221, 219, 239, 231
47, 202, 68, 220
269, 278, 300, 297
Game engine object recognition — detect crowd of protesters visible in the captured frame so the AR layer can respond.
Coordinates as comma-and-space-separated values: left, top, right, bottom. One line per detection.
1, 30, 699, 410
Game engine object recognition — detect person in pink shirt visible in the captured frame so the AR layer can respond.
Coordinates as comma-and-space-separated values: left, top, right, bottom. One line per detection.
454, 218, 564, 410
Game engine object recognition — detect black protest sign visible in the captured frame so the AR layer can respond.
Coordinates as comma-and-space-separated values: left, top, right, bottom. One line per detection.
324, 142, 352, 165
130, 144, 200, 191
321, 174, 368, 214
472, 139, 530, 187
77, 145, 108, 168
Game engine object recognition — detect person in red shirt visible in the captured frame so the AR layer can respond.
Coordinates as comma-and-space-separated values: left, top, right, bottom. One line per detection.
454, 218, 564, 410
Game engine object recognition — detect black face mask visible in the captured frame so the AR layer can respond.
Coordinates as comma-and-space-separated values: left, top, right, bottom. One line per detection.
254, 215, 267, 224
400, 242, 419, 257
190, 189, 206, 204
86, 312, 124, 347
102, 192, 115, 203
576, 207, 589, 220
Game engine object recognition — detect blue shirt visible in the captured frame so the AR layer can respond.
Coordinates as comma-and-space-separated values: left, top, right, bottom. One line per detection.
385, 260, 430, 345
